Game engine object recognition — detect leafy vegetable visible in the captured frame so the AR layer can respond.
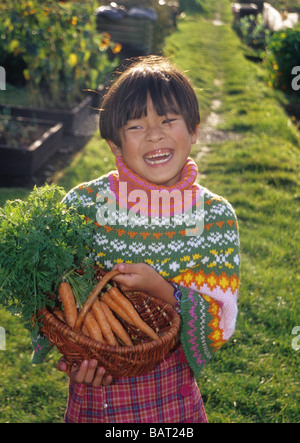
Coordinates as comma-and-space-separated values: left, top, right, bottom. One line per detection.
0, 184, 96, 329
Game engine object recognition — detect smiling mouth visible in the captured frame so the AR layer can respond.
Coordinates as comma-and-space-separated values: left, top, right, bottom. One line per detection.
144, 149, 174, 166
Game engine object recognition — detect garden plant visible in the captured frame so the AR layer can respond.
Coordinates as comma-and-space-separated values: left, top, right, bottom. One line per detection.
0, 0, 120, 109
264, 26, 300, 94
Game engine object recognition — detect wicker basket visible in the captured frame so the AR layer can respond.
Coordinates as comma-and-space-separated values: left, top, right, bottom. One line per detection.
38, 270, 181, 377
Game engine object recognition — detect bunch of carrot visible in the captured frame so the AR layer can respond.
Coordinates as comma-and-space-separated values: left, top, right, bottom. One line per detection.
55, 280, 160, 347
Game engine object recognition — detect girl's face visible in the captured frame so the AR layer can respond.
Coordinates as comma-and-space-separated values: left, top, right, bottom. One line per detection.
108, 97, 199, 187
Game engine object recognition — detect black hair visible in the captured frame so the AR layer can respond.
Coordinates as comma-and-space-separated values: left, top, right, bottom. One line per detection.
99, 56, 200, 147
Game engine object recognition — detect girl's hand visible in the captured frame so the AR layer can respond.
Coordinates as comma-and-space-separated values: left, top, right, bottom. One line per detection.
112, 263, 176, 306
57, 357, 113, 387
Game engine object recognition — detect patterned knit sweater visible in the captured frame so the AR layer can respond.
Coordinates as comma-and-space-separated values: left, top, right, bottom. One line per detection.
32, 157, 240, 377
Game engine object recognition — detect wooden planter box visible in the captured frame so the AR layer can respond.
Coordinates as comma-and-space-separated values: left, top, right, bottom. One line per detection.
285, 103, 300, 120
0, 117, 63, 177
0, 96, 92, 135
232, 3, 260, 19
234, 1, 264, 11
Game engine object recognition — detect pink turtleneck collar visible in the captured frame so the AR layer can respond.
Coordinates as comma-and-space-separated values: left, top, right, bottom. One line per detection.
108, 156, 201, 217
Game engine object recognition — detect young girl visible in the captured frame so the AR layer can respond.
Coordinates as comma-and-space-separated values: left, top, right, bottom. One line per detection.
33, 56, 240, 423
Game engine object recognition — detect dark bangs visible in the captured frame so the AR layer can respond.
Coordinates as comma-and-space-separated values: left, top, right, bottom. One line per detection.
121, 73, 182, 123
99, 57, 200, 147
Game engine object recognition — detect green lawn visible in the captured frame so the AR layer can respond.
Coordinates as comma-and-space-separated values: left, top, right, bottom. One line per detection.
0, 0, 299, 423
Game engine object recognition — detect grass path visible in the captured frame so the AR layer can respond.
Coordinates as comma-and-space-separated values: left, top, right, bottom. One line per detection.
0, 0, 299, 423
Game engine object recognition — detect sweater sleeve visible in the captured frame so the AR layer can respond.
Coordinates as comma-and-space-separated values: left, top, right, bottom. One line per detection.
170, 195, 240, 378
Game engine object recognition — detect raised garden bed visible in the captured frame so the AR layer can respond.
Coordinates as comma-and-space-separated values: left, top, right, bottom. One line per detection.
0, 116, 63, 177
233, 1, 264, 13
232, 3, 260, 20
0, 96, 92, 135
285, 102, 300, 120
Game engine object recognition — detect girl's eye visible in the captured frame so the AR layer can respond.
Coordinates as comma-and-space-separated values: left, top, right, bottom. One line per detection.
162, 118, 177, 124
127, 125, 142, 131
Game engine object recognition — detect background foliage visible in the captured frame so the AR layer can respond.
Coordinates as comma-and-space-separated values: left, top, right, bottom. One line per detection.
0, 0, 118, 108
264, 27, 300, 93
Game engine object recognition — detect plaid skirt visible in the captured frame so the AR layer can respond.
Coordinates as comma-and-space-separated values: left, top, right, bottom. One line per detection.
65, 346, 208, 423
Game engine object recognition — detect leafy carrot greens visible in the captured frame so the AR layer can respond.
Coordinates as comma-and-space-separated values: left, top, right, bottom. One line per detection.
0, 184, 96, 329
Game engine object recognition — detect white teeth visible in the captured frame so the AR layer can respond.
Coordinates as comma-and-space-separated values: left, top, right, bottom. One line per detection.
147, 152, 169, 159
144, 151, 173, 164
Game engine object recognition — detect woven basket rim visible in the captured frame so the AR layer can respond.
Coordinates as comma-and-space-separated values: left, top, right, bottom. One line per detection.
38, 289, 180, 356
37, 269, 181, 376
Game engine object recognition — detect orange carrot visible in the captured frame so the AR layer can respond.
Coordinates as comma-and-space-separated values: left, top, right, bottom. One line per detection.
53, 308, 66, 323
82, 324, 90, 337
84, 311, 104, 342
100, 301, 133, 347
108, 287, 160, 341
82, 323, 109, 343
92, 299, 118, 346
74, 269, 120, 332
58, 282, 77, 328
101, 291, 133, 324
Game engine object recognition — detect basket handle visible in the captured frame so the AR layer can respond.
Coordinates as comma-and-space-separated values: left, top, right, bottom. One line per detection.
74, 269, 120, 332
